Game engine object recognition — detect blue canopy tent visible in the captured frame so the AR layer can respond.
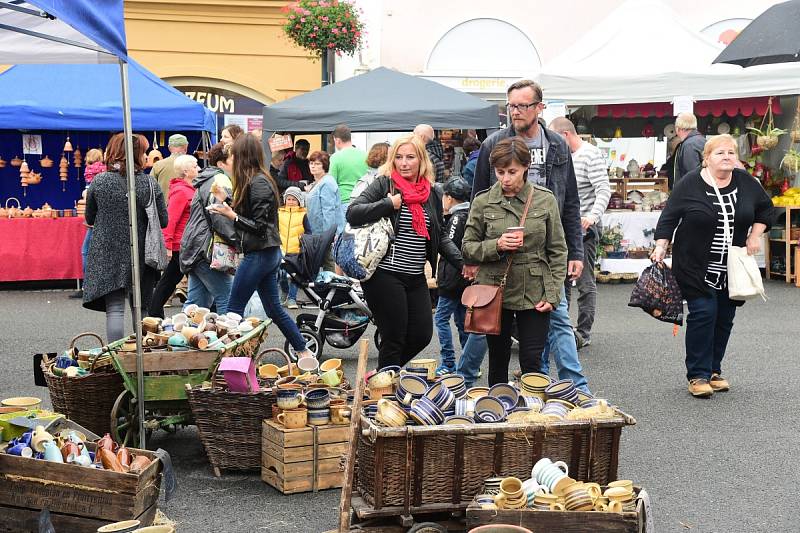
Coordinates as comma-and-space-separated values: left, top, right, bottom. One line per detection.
0, 0, 158, 447
0, 60, 216, 132
0, 60, 217, 207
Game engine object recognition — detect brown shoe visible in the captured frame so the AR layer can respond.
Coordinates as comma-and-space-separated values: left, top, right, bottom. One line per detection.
709, 373, 730, 392
688, 378, 714, 398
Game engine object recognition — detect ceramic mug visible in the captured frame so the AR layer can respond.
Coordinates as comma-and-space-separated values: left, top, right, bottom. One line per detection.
276, 387, 305, 410
367, 385, 394, 400
376, 399, 407, 427
31, 425, 54, 453
305, 388, 331, 409
319, 358, 342, 372
258, 364, 280, 379
297, 356, 320, 373
368, 369, 396, 389
320, 369, 343, 387
330, 405, 351, 425
308, 408, 330, 426
42, 440, 64, 463
7, 443, 33, 457
607, 479, 634, 493
277, 408, 308, 429
605, 500, 624, 513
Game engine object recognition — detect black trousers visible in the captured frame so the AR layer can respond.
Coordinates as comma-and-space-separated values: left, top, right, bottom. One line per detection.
147, 251, 183, 318
362, 268, 433, 369
486, 308, 550, 386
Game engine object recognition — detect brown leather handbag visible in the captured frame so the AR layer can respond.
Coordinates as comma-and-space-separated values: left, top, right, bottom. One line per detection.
462, 186, 535, 335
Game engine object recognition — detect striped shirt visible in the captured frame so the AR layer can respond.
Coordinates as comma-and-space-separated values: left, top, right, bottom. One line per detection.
572, 142, 611, 223
379, 205, 429, 275
705, 183, 737, 290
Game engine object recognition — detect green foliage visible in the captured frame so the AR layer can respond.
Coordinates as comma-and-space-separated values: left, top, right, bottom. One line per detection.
282, 0, 365, 57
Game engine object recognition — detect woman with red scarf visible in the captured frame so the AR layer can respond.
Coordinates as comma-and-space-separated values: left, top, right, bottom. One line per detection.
347, 134, 464, 368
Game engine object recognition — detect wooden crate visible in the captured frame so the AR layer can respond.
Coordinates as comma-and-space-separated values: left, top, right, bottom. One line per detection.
261, 420, 349, 494
0, 501, 157, 533
0, 444, 162, 525
465, 488, 649, 533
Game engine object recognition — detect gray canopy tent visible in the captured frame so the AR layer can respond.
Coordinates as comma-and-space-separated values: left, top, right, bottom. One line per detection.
261, 67, 499, 157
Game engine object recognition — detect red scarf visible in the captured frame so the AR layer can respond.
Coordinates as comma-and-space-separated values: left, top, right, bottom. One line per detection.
391, 170, 430, 240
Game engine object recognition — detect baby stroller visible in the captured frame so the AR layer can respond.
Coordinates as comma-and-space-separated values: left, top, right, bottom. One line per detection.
281, 227, 378, 361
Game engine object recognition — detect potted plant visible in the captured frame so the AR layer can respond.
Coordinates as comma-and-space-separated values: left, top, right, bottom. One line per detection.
599, 224, 624, 256
748, 125, 786, 150
282, 0, 365, 57
781, 148, 800, 173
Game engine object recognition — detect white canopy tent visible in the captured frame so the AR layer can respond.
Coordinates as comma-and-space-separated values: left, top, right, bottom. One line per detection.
534, 0, 800, 105
1, 0, 148, 448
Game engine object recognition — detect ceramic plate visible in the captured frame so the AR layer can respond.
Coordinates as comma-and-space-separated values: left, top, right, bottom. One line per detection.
663, 124, 676, 138
717, 122, 731, 134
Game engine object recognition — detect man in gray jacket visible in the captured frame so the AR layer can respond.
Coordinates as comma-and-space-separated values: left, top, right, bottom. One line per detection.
673, 112, 706, 184
468, 79, 589, 393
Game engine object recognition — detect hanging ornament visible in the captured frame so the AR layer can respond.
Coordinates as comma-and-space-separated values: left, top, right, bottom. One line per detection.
73, 147, 83, 168
0, 155, 6, 168
10, 156, 22, 167
614, 127, 623, 138
19, 160, 29, 174
63, 135, 73, 152
40, 155, 54, 168
60, 154, 69, 191
20, 163, 30, 197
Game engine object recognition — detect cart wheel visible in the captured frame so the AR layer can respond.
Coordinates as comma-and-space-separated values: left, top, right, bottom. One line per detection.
407, 523, 447, 533
284, 326, 322, 362
110, 390, 139, 447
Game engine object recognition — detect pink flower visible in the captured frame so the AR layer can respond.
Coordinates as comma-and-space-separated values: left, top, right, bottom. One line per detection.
310, 32, 316, 38
337, 21, 342, 26
342, 28, 347, 33
303, 9, 311, 15
300, 17, 306, 22
328, 42, 334, 48
322, 16, 328, 21
314, 25, 319, 30
331, 27, 339, 34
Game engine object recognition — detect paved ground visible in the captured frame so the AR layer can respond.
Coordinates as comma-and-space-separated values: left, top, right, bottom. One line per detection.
0, 281, 797, 532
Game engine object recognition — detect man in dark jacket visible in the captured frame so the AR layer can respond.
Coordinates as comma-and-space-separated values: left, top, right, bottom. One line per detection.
434, 178, 472, 375
277, 139, 312, 192
673, 112, 706, 185
471, 79, 589, 393
414, 124, 446, 183
461, 136, 481, 185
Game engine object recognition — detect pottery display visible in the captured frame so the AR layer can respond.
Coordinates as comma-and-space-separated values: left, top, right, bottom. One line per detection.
39, 155, 54, 168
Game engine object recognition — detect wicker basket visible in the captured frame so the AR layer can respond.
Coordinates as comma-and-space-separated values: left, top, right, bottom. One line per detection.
41, 333, 124, 436
186, 348, 292, 475
596, 272, 612, 284
356, 411, 636, 512
757, 135, 779, 150
622, 272, 640, 283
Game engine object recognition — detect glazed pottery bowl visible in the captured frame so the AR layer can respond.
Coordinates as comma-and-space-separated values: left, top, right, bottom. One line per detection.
488, 383, 519, 411
474, 396, 506, 420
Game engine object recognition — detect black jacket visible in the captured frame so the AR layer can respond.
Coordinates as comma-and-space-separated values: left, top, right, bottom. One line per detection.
277, 156, 312, 192
346, 175, 463, 276
472, 119, 583, 262
654, 168, 775, 301
436, 202, 470, 298
179, 167, 238, 273
674, 130, 706, 184
233, 173, 283, 253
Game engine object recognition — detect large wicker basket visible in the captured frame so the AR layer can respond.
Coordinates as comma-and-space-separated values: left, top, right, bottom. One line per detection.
41, 333, 124, 436
356, 410, 636, 513
186, 348, 292, 476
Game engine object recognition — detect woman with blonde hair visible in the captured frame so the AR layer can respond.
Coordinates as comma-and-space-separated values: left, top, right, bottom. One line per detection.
347, 134, 463, 368
652, 134, 774, 397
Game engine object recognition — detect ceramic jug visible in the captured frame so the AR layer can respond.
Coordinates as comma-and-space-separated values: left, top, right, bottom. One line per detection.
42, 440, 64, 463
31, 425, 54, 453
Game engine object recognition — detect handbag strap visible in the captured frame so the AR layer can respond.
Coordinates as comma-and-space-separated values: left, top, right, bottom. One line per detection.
499, 184, 536, 286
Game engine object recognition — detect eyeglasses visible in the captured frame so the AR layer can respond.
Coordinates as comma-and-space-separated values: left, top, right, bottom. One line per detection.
506, 102, 541, 113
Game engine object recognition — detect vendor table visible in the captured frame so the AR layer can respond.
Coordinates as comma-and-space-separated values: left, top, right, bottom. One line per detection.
601, 210, 662, 248
0, 217, 86, 282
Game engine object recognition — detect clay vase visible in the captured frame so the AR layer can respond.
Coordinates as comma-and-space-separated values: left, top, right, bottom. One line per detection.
95, 433, 117, 462
60, 441, 81, 462
99, 447, 126, 473
128, 455, 152, 474
116, 446, 132, 469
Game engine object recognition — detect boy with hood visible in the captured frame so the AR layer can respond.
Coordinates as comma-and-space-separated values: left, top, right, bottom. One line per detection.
278, 186, 311, 309
434, 178, 472, 375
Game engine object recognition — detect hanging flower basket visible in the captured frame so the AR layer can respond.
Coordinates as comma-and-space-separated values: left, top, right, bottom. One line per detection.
781, 149, 800, 173
748, 96, 785, 151
282, 0, 364, 57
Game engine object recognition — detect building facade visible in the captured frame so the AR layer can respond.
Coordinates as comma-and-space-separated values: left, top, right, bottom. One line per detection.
125, 0, 319, 134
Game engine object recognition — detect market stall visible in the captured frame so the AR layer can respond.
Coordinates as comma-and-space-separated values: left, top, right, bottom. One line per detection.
0, 59, 216, 283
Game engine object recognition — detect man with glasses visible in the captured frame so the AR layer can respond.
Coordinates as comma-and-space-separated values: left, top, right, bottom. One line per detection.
467, 79, 589, 393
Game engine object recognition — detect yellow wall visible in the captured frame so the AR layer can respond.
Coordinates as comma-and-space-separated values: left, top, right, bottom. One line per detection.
124, 0, 320, 105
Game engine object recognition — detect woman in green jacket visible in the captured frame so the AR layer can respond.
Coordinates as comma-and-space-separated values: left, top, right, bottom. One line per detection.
462, 137, 568, 385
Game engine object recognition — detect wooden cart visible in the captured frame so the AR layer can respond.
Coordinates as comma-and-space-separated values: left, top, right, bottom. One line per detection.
107, 320, 269, 446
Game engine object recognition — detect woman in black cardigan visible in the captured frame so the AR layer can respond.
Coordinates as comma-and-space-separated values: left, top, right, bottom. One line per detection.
652, 134, 774, 398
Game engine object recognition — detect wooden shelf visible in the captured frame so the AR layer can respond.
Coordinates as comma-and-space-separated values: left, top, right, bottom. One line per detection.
766, 206, 800, 285
769, 238, 799, 244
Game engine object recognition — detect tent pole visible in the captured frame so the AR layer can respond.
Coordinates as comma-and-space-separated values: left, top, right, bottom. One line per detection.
119, 58, 146, 450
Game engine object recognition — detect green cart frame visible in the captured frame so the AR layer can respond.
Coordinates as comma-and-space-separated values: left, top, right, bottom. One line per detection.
107, 320, 270, 446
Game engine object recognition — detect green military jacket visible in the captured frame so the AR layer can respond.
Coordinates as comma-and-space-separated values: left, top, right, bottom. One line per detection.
462, 181, 568, 309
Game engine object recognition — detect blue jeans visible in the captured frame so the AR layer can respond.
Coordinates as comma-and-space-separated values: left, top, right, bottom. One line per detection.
279, 268, 299, 301
540, 287, 590, 393
81, 227, 93, 275
456, 333, 488, 388
434, 295, 467, 370
685, 289, 736, 381
227, 247, 307, 352
185, 261, 233, 315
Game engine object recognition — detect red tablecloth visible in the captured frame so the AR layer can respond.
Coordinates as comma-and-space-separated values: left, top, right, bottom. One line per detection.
0, 217, 87, 282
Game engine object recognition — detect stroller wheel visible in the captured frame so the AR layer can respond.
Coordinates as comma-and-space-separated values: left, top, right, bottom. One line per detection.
284, 326, 322, 362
